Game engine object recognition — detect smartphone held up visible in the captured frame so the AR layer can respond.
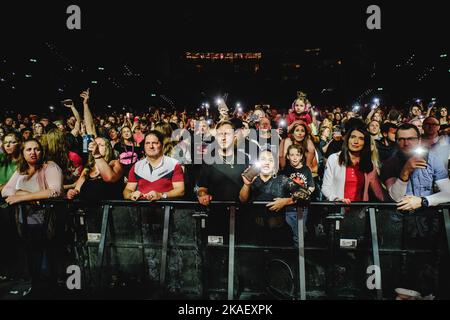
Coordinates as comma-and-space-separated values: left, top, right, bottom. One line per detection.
242, 162, 261, 182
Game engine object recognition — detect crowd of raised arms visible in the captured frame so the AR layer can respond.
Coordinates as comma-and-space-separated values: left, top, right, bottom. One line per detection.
0, 89, 449, 217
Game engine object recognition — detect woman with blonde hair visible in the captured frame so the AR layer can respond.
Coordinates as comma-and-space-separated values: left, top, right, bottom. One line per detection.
67, 137, 123, 201
43, 129, 83, 189
154, 122, 176, 156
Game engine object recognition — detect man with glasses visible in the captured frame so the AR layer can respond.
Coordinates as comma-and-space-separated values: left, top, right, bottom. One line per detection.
380, 124, 450, 296
381, 123, 450, 211
422, 116, 450, 172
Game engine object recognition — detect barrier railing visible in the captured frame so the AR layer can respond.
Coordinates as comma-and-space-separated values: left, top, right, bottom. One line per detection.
1, 199, 449, 300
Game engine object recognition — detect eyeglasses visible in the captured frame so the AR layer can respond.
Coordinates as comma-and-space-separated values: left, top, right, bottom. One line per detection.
423, 123, 440, 127
397, 137, 419, 143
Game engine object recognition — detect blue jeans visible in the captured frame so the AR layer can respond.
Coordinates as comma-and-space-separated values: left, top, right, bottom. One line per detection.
285, 207, 308, 247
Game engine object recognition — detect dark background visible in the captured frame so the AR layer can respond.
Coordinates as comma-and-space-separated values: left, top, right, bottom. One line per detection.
0, 1, 448, 115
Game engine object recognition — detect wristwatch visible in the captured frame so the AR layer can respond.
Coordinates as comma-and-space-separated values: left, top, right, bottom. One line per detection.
421, 197, 429, 208
161, 192, 168, 199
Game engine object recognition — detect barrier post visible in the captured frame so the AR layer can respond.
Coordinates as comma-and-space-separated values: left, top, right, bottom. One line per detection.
97, 204, 111, 286
297, 205, 306, 300
160, 205, 171, 286
227, 205, 236, 300
368, 207, 383, 300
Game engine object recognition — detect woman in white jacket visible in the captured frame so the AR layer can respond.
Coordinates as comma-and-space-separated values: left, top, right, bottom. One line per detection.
322, 127, 385, 204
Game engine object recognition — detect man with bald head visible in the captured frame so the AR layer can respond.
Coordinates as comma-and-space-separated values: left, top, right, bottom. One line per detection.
422, 116, 450, 172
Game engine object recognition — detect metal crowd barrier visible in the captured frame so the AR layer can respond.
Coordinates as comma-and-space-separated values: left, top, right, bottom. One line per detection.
1, 200, 449, 300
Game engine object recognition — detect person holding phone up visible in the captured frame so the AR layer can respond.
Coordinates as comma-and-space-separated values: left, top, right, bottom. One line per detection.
381, 123, 450, 212
239, 148, 304, 246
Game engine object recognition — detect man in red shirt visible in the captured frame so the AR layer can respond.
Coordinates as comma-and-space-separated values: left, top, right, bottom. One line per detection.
123, 130, 184, 201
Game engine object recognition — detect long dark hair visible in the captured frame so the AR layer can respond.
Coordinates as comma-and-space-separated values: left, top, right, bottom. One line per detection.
288, 121, 309, 157
338, 127, 373, 173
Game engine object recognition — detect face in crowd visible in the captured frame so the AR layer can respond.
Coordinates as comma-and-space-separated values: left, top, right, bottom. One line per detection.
322, 118, 333, 128
287, 147, 303, 168
40, 118, 49, 127
397, 128, 420, 156
121, 127, 133, 140
5, 117, 13, 127
259, 117, 271, 133
23, 140, 42, 166
411, 106, 422, 117
348, 129, 365, 153
292, 123, 307, 142
108, 116, 116, 124
195, 120, 209, 135
259, 150, 276, 176
140, 121, 149, 132
22, 129, 32, 141
253, 109, 265, 122
34, 123, 44, 135
109, 128, 119, 141
216, 123, 235, 151
321, 127, 331, 140
3, 134, 19, 155
422, 117, 440, 136
410, 119, 423, 135
144, 134, 163, 159
294, 99, 306, 114
386, 127, 397, 143
368, 121, 380, 136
